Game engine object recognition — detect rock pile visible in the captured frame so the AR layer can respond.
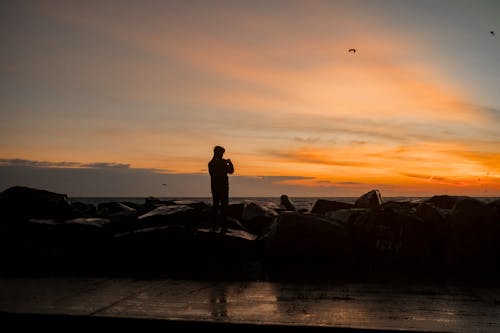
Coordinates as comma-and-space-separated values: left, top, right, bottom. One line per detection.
0, 186, 498, 276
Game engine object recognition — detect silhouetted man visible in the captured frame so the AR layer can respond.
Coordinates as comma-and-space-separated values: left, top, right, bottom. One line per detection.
208, 146, 234, 232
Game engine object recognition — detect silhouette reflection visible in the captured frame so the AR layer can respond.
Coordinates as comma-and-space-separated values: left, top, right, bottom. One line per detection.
209, 285, 228, 318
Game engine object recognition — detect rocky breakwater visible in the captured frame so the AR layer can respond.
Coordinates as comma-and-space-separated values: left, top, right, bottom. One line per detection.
0, 187, 499, 277
264, 190, 500, 274
0, 186, 274, 276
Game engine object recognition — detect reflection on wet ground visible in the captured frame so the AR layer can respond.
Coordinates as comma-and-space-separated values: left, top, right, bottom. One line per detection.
210, 284, 228, 318
0, 276, 499, 332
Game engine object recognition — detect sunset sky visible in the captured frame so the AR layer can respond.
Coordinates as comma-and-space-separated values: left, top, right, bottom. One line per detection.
1, 0, 499, 197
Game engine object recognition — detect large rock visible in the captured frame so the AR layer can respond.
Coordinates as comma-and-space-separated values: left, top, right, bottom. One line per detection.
112, 225, 195, 272
489, 198, 500, 209
266, 211, 351, 264
112, 226, 260, 272
241, 201, 279, 221
381, 200, 420, 215
346, 208, 432, 268
70, 201, 97, 217
416, 202, 452, 265
424, 195, 468, 209
6, 218, 111, 274
97, 202, 139, 233
445, 197, 500, 269
172, 200, 210, 211
354, 190, 383, 209
64, 217, 111, 229
325, 208, 370, 225
138, 204, 198, 228
225, 217, 249, 232
144, 196, 175, 207
450, 197, 497, 227
280, 195, 297, 211
226, 203, 245, 220
97, 202, 136, 217
0, 186, 75, 224
240, 201, 279, 235
193, 228, 260, 264
416, 202, 452, 232
489, 199, 500, 220
310, 199, 354, 215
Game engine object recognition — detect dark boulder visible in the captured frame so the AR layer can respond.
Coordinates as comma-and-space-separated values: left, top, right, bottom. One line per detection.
96, 202, 139, 233
70, 201, 97, 217
226, 203, 245, 220
488, 198, 500, 209
311, 199, 354, 215
416, 202, 452, 265
195, 216, 249, 233
266, 212, 351, 265
0, 186, 75, 224
280, 194, 297, 211
225, 217, 250, 232
416, 202, 452, 234
112, 225, 195, 272
193, 228, 260, 264
445, 197, 500, 269
111, 226, 259, 272
489, 199, 500, 220
381, 200, 420, 215
347, 208, 432, 269
6, 218, 111, 274
63, 217, 115, 239
138, 204, 199, 229
119, 201, 147, 212
144, 197, 176, 211
424, 195, 469, 210
450, 197, 497, 226
240, 201, 279, 236
355, 190, 383, 209
325, 208, 370, 225
172, 200, 210, 211
97, 202, 136, 217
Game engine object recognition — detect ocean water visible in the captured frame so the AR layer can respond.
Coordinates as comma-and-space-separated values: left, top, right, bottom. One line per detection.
69, 196, 499, 212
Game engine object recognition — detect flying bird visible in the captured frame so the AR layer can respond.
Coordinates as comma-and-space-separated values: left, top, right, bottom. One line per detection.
348, 48, 357, 53
490, 30, 495, 36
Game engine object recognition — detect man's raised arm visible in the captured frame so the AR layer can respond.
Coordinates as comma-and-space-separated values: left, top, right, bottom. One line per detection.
226, 159, 234, 174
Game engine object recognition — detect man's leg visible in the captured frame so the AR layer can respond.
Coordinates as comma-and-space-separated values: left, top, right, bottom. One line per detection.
220, 189, 229, 233
212, 193, 221, 232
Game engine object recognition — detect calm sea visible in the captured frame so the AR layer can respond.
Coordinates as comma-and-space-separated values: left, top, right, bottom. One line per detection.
69, 196, 499, 212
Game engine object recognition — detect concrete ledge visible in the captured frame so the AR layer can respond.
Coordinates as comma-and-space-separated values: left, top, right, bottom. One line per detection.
0, 312, 435, 332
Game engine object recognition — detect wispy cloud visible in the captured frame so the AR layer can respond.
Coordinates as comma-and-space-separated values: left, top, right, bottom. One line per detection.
268, 149, 370, 168
1, 159, 139, 170
400, 172, 451, 183
81, 162, 130, 169
0, 159, 80, 168
444, 150, 500, 172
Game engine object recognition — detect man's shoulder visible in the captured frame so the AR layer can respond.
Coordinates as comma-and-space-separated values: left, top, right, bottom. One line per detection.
208, 159, 219, 172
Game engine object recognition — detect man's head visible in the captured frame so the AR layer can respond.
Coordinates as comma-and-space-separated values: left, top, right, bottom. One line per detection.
213, 145, 225, 158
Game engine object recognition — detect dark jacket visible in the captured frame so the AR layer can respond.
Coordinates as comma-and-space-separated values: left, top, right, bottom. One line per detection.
208, 158, 234, 192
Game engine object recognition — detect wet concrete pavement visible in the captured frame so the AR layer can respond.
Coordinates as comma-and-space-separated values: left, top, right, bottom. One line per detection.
1, 276, 499, 332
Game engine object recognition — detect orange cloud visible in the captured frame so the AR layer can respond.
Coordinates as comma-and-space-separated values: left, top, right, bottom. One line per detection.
41, 1, 483, 124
